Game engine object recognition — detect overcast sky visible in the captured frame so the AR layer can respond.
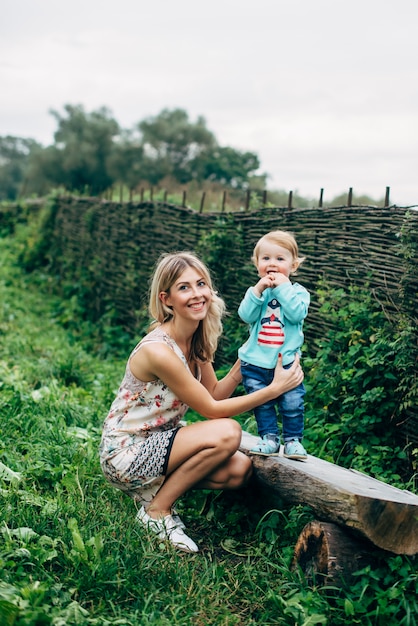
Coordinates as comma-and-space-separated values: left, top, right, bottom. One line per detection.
1, 0, 417, 205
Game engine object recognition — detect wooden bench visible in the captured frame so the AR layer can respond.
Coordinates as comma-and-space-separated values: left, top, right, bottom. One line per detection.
240, 432, 418, 584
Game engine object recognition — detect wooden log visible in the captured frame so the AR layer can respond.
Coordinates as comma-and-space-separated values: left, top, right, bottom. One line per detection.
292, 520, 374, 585
240, 432, 418, 555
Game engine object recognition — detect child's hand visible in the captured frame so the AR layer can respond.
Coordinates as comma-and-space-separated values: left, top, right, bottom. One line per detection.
253, 275, 274, 296
268, 271, 290, 287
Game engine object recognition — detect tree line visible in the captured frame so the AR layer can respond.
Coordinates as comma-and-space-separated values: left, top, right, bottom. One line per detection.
0, 105, 269, 201
1, 104, 386, 207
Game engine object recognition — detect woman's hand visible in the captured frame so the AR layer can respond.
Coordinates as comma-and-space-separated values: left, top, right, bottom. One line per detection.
271, 353, 304, 396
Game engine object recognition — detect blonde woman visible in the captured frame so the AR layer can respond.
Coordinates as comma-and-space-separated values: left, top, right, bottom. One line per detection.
99, 251, 304, 552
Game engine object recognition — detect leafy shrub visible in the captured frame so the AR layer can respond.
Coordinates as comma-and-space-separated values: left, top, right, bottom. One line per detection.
303, 283, 409, 482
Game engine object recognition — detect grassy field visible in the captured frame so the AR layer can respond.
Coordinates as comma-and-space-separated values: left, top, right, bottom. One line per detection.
0, 231, 417, 625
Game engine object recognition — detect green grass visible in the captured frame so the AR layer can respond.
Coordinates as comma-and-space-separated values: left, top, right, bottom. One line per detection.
0, 232, 417, 625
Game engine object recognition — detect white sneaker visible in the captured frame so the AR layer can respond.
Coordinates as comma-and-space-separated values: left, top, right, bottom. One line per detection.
136, 506, 199, 553
172, 510, 186, 529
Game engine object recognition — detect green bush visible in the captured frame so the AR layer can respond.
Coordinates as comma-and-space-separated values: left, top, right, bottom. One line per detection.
303, 283, 409, 483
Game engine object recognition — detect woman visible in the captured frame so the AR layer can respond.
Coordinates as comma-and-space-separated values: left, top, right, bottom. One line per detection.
99, 252, 304, 552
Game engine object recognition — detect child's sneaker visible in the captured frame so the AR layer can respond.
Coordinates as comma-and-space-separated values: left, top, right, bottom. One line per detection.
283, 439, 307, 460
250, 434, 280, 456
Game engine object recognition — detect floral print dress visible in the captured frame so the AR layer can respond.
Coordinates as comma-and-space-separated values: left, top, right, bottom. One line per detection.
99, 327, 194, 506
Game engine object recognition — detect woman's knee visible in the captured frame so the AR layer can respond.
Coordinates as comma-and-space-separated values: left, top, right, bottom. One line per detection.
202, 451, 252, 490
217, 418, 242, 452
168, 419, 241, 470
227, 452, 253, 488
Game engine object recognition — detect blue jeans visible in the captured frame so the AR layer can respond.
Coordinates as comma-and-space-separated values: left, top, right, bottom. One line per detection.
241, 361, 305, 442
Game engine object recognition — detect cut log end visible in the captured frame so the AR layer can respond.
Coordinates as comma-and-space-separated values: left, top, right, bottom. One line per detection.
292, 520, 376, 586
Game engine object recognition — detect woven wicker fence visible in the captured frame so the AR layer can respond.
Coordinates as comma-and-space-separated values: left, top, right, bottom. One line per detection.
47, 197, 417, 330
32, 196, 418, 447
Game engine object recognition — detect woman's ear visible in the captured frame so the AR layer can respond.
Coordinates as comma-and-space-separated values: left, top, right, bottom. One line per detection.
159, 291, 172, 307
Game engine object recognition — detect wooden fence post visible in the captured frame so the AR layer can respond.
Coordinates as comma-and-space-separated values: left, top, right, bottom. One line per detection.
182, 190, 186, 208
385, 187, 390, 207
163, 190, 168, 202
319, 188, 324, 208
245, 189, 250, 211
262, 190, 267, 206
221, 190, 227, 213
199, 192, 206, 214
348, 187, 353, 207
288, 191, 293, 209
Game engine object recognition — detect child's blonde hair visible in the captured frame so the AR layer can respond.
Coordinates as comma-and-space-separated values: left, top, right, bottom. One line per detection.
149, 251, 225, 362
252, 230, 305, 273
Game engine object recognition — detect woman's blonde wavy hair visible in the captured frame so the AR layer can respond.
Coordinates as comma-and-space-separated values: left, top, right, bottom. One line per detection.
148, 252, 226, 363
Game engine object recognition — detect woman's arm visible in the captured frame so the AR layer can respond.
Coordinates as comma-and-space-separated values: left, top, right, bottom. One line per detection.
130, 343, 303, 420
199, 359, 242, 400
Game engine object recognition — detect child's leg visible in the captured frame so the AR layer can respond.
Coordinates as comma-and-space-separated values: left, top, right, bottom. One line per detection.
278, 382, 306, 442
241, 362, 280, 455
278, 382, 307, 459
241, 362, 279, 438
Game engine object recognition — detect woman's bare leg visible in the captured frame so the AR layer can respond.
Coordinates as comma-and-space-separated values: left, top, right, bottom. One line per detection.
196, 450, 252, 490
146, 419, 252, 517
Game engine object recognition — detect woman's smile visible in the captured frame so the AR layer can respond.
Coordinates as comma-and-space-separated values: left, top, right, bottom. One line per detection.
189, 301, 205, 311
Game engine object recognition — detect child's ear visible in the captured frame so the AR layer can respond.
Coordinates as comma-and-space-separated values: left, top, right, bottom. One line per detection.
291, 260, 300, 274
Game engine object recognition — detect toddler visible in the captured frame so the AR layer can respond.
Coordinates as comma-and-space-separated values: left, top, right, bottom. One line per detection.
238, 230, 310, 459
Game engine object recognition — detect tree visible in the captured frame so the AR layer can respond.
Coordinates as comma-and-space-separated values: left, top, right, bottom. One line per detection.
47, 104, 120, 194
138, 108, 216, 184
106, 130, 146, 190
0, 136, 41, 200
195, 145, 262, 188
2, 105, 266, 197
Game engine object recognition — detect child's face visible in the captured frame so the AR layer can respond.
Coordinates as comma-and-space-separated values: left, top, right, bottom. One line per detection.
256, 240, 297, 278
